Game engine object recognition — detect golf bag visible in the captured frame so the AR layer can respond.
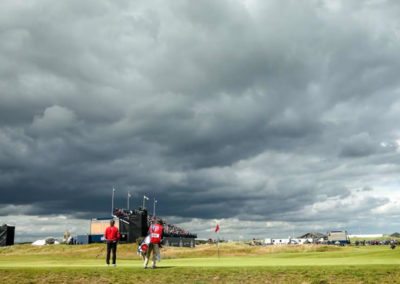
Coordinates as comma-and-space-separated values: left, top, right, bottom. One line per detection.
137, 235, 150, 259
138, 235, 161, 261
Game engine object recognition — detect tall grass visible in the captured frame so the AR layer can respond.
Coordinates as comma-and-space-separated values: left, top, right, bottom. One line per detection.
0, 242, 346, 259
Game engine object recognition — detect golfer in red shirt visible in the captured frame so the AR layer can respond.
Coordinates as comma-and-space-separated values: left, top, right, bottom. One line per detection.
104, 220, 120, 266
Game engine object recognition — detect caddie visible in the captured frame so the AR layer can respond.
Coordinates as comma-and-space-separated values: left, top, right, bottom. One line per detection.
144, 219, 163, 269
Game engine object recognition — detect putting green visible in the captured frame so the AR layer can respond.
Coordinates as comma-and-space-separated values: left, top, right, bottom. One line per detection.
1, 245, 399, 268
1, 245, 400, 283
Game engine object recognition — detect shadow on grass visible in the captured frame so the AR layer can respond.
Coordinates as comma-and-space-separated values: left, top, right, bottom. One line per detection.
154, 266, 173, 269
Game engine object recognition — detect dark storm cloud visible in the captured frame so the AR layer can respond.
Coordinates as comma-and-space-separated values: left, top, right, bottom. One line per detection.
339, 132, 380, 157
1, 0, 400, 238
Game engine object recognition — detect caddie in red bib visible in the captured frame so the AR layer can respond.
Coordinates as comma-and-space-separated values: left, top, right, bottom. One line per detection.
144, 219, 164, 269
150, 224, 163, 244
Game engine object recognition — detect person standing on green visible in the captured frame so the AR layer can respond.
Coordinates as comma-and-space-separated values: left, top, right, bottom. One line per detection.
104, 220, 120, 267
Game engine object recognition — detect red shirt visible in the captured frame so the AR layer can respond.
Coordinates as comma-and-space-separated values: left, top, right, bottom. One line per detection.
104, 226, 120, 242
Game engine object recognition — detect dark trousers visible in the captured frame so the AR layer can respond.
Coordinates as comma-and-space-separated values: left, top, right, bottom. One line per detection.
106, 241, 117, 264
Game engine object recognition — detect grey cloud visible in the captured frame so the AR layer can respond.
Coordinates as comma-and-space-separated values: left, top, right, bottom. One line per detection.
339, 132, 379, 157
31, 105, 78, 134
361, 186, 373, 192
1, 0, 400, 239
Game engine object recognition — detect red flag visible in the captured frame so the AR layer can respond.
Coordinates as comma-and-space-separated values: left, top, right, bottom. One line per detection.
215, 224, 220, 233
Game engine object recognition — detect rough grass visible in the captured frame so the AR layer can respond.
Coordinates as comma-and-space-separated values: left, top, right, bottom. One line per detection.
1, 243, 400, 283
161, 242, 343, 258
0, 242, 347, 259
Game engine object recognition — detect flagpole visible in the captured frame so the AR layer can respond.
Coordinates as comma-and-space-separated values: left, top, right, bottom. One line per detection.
111, 188, 115, 216
217, 234, 220, 259
153, 198, 157, 216
143, 195, 149, 209
127, 192, 130, 210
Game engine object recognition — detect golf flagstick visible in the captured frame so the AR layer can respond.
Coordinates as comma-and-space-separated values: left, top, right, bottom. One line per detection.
215, 224, 220, 259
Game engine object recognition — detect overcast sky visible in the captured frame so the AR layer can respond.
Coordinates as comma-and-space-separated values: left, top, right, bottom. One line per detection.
1, 0, 400, 241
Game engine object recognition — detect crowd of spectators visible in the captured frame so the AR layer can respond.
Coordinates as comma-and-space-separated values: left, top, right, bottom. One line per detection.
113, 208, 137, 220
147, 215, 197, 238
163, 222, 197, 238
354, 239, 398, 246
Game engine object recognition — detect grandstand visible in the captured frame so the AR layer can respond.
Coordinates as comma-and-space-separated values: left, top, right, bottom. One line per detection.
88, 207, 196, 246
111, 208, 197, 246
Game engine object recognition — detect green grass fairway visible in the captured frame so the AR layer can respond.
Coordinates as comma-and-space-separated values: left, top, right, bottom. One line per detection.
1, 243, 400, 283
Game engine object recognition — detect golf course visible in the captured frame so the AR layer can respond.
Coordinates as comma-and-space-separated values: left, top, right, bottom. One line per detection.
1, 243, 400, 283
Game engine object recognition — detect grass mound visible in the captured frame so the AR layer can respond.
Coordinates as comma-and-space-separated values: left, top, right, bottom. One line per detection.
0, 242, 346, 260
